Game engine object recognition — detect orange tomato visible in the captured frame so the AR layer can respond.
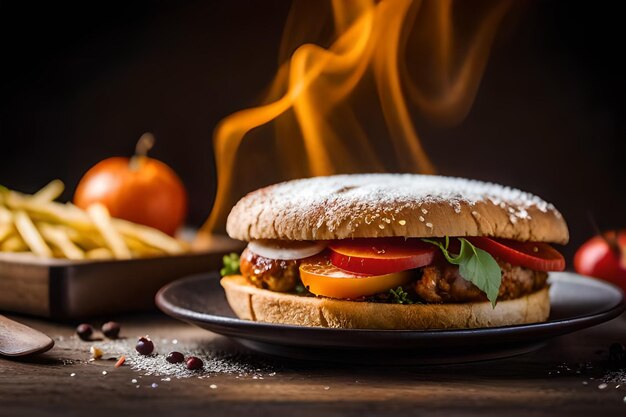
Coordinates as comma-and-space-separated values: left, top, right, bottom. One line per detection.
300, 255, 412, 299
74, 135, 187, 236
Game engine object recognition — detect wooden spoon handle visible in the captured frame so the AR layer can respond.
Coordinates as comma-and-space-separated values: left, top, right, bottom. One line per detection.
0, 315, 54, 357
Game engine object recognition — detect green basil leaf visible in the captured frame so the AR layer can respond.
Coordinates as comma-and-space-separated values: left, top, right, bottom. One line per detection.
422, 237, 502, 307
456, 239, 501, 307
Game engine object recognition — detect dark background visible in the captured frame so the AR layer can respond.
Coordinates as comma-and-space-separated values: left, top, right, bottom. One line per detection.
1, 0, 624, 261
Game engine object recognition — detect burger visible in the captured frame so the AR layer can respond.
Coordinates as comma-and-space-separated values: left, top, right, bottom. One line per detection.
220, 174, 568, 329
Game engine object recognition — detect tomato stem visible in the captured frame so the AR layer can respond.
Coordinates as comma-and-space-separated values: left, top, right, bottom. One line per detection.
130, 132, 155, 170
588, 212, 621, 259
135, 132, 155, 157
604, 230, 623, 260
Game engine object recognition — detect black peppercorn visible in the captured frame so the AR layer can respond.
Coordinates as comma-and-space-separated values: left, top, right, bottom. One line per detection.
76, 323, 93, 341
135, 336, 154, 355
166, 351, 185, 364
186, 356, 203, 370
101, 321, 121, 339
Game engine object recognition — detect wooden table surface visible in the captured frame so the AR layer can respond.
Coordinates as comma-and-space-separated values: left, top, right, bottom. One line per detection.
1, 312, 625, 417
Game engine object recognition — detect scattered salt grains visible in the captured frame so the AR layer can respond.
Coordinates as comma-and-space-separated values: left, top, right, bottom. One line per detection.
70, 373, 76, 377
56, 335, 277, 381
602, 370, 626, 386
124, 345, 276, 379
398, 220, 406, 226
425, 222, 433, 228
210, 384, 218, 389
552, 361, 626, 400
418, 216, 425, 222
324, 386, 330, 390
151, 383, 158, 388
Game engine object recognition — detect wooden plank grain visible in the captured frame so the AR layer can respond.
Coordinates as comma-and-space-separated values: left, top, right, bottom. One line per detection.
0, 313, 624, 417
0, 260, 50, 316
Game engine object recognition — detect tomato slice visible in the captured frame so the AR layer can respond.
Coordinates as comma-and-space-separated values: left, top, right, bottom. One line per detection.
300, 255, 412, 299
467, 237, 565, 271
329, 238, 436, 275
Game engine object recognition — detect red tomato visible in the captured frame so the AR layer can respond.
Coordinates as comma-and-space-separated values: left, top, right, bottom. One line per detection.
329, 238, 436, 275
574, 230, 626, 293
300, 255, 412, 299
466, 237, 565, 271
74, 135, 187, 236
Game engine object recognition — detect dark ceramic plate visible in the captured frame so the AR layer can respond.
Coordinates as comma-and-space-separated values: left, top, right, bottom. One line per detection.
156, 272, 625, 364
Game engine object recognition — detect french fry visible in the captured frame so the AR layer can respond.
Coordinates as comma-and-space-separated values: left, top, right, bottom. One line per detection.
7, 198, 93, 230
0, 206, 12, 223
13, 210, 53, 257
1, 181, 189, 260
0, 185, 8, 205
86, 203, 131, 259
124, 235, 166, 257
63, 226, 107, 250
114, 218, 185, 254
32, 179, 65, 202
85, 248, 115, 260
0, 234, 28, 252
0, 207, 13, 243
0, 223, 12, 244
38, 223, 85, 260
130, 247, 167, 258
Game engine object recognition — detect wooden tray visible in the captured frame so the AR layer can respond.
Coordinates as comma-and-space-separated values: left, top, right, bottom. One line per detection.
0, 234, 243, 319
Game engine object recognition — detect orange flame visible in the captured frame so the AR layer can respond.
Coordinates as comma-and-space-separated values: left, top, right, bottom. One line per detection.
201, 0, 512, 234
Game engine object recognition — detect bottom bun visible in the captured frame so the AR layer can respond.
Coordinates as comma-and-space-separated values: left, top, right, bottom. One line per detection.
220, 275, 550, 330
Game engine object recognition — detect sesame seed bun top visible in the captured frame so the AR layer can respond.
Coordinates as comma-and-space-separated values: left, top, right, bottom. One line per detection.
226, 174, 569, 244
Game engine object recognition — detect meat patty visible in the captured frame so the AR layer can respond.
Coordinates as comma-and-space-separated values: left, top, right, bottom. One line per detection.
415, 259, 548, 303
239, 247, 299, 292
240, 247, 548, 302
